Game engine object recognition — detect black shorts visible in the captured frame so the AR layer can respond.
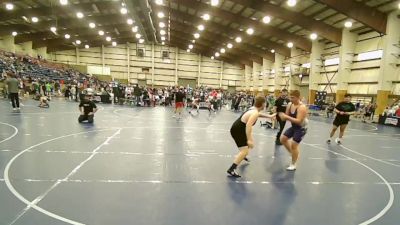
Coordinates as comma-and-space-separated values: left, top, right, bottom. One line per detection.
333, 117, 349, 127
230, 128, 247, 148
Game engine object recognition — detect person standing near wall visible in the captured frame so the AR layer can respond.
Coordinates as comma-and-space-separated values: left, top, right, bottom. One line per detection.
5, 71, 20, 112
274, 89, 289, 145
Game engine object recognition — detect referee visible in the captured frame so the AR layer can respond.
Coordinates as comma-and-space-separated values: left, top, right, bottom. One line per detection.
273, 89, 289, 145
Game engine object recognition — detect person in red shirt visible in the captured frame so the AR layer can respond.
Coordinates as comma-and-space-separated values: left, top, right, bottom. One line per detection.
395, 108, 400, 117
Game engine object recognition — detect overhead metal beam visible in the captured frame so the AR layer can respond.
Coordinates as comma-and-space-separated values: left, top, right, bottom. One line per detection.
229, 0, 342, 44
314, 0, 387, 34
170, 0, 311, 51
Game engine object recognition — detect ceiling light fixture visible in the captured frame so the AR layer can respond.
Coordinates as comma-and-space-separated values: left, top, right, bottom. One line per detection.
65, 34, 70, 39
139, 39, 145, 43
161, 36, 166, 41
136, 33, 141, 39
159, 22, 165, 28
202, 13, 210, 21
31, 17, 39, 23
220, 48, 225, 53
85, 44, 89, 49
127, 18, 134, 25
11, 31, 17, 36
160, 30, 166, 35
287, 42, 294, 48
187, 49, 190, 52
310, 33, 318, 40
50, 27, 57, 33
76, 12, 84, 18
194, 33, 200, 39
227, 43, 233, 48
192, 40, 196, 43
246, 28, 254, 35
270, 49, 275, 53
211, 56, 214, 60
235, 37, 242, 43
197, 24, 205, 31
344, 21, 353, 28
112, 41, 117, 46
132, 26, 138, 32
155, 0, 163, 5
98, 30, 104, 36
75, 40, 81, 44
215, 52, 220, 57
59, 0, 68, 5
106, 36, 112, 42
262, 16, 271, 24
189, 44, 194, 49
120, 7, 128, 14
161, 41, 165, 45
5, 3, 14, 10
287, 0, 297, 7
211, 0, 219, 6
157, 12, 165, 18
89, 22, 96, 28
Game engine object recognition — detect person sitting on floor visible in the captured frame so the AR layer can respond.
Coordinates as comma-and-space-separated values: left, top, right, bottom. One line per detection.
38, 95, 50, 108
78, 94, 97, 123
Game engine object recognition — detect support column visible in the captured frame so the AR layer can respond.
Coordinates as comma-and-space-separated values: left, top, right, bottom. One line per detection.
175, 47, 179, 85
151, 43, 155, 87
244, 65, 252, 92
309, 41, 324, 104
289, 48, 302, 91
75, 47, 80, 64
197, 54, 201, 87
376, 11, 400, 114
219, 61, 223, 88
252, 61, 261, 94
0, 35, 15, 53
35, 47, 47, 60
127, 43, 130, 82
262, 58, 273, 95
20, 41, 33, 56
336, 29, 357, 102
274, 53, 285, 96
101, 45, 105, 75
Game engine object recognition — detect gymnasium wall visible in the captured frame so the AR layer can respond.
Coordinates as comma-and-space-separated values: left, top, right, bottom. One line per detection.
48, 43, 244, 90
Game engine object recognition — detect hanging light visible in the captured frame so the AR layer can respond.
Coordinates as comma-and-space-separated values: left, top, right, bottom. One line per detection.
64, 34, 70, 39
59, 0, 68, 5
157, 12, 165, 18
106, 36, 112, 42
155, 0, 163, 5
89, 22, 96, 28
161, 36, 166, 41
220, 48, 225, 53
262, 16, 271, 24
187, 49, 191, 52
211, 0, 219, 6
310, 33, 318, 40
211, 56, 215, 60
287, 42, 294, 48
85, 44, 90, 49
127, 18, 134, 25
31, 17, 39, 23
189, 44, 194, 49
246, 28, 254, 35
120, 7, 128, 14
235, 37, 242, 43
159, 22, 165, 28
5, 3, 14, 10
75, 40, 81, 45
202, 13, 210, 21
197, 24, 205, 31
160, 30, 166, 35
76, 12, 84, 19
112, 41, 117, 46
194, 33, 200, 39
344, 21, 353, 28
215, 52, 220, 57
270, 49, 275, 53
136, 33, 141, 39
98, 30, 104, 36
132, 26, 138, 33
11, 31, 17, 36
50, 27, 57, 33
287, 0, 297, 7
227, 43, 233, 48
161, 42, 165, 45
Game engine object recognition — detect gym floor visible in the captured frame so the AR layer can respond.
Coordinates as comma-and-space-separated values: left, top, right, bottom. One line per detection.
0, 99, 399, 225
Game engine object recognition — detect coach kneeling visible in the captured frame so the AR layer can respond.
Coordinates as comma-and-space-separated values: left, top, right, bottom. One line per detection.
78, 94, 97, 123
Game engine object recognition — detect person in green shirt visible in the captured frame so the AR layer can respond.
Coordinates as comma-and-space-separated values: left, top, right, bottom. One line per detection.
5, 72, 20, 111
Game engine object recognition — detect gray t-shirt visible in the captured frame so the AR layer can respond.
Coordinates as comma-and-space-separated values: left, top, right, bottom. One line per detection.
6, 78, 19, 93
